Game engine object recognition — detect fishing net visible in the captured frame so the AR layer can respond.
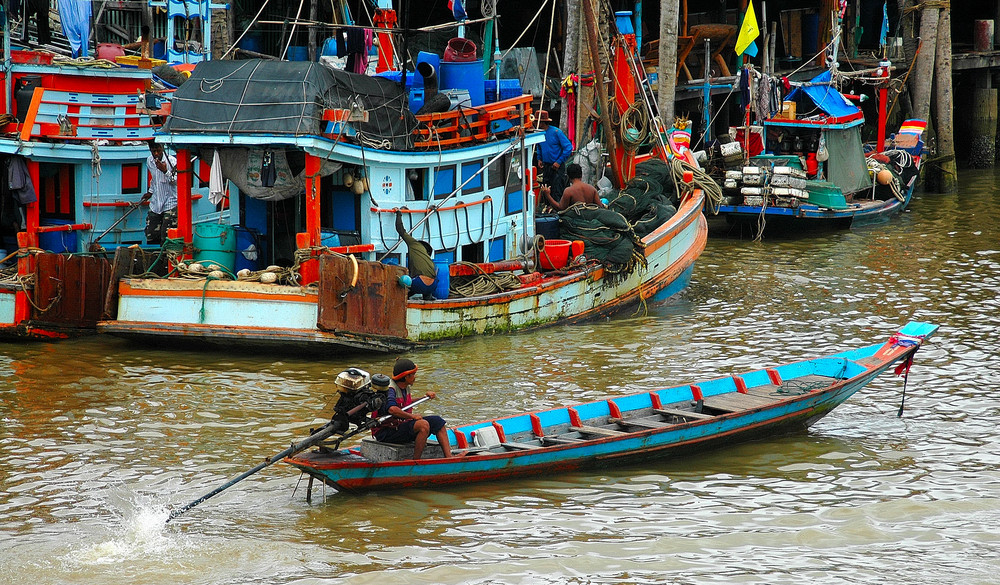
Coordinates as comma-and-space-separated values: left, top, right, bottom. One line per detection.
608, 158, 679, 238
556, 159, 677, 286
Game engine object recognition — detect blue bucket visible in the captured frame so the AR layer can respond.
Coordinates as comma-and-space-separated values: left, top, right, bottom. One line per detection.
439, 60, 486, 106
193, 223, 236, 273
287, 46, 308, 61
433, 258, 450, 300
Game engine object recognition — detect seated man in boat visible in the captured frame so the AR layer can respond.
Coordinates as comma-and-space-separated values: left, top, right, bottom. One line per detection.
370, 358, 455, 459
395, 211, 439, 299
540, 163, 604, 211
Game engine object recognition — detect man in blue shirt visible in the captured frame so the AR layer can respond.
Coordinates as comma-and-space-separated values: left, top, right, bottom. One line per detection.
536, 110, 573, 203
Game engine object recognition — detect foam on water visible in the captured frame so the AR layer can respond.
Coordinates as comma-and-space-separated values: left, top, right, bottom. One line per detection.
65, 490, 189, 567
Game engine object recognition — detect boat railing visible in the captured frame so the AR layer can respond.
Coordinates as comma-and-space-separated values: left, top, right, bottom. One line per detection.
18, 87, 156, 142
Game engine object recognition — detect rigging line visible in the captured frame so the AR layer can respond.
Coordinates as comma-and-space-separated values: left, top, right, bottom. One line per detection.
223, 0, 274, 60
379, 142, 520, 260
541, 0, 557, 109
486, 0, 551, 76
227, 60, 265, 136
282, 0, 308, 60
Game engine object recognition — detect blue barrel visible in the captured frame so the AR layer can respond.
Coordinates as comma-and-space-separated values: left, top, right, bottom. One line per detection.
193, 223, 237, 273
287, 46, 308, 61
439, 60, 486, 106
433, 258, 450, 300
535, 214, 560, 240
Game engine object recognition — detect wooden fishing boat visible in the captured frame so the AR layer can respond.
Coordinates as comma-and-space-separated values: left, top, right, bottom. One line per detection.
97, 12, 708, 354
285, 321, 937, 492
710, 70, 924, 237
0, 50, 156, 339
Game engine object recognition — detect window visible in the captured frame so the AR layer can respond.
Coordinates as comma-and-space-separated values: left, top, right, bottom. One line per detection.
406, 168, 426, 201
461, 160, 483, 194
121, 163, 142, 194
432, 165, 456, 200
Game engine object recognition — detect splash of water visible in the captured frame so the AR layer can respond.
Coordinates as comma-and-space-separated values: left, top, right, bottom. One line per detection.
66, 490, 187, 566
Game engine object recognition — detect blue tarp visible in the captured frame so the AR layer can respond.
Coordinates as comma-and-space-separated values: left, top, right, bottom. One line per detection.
785, 70, 860, 118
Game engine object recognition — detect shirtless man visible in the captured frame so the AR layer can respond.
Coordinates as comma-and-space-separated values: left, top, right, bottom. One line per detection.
541, 163, 604, 211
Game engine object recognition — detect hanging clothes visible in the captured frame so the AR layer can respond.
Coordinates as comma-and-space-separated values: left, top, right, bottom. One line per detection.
56, 0, 91, 57
345, 28, 368, 74
209, 149, 225, 205
8, 156, 37, 204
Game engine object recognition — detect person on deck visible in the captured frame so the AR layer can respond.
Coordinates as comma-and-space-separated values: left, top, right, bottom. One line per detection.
395, 210, 439, 299
143, 142, 178, 245
371, 358, 456, 459
536, 111, 573, 202
541, 163, 604, 211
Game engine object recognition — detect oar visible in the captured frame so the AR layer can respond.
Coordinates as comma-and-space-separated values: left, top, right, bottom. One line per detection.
166, 396, 431, 522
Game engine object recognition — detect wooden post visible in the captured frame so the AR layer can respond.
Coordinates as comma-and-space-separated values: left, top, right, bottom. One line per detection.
968, 86, 996, 169
908, 3, 939, 125
932, 7, 957, 189
657, 0, 679, 126
308, 0, 318, 61
581, 0, 622, 187
562, 0, 580, 138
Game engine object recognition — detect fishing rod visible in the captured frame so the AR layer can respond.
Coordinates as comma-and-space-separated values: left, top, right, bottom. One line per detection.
166, 395, 432, 522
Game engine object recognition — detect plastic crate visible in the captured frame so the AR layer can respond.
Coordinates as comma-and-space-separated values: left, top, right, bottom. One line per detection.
114, 55, 167, 69
11, 50, 54, 65
484, 79, 523, 102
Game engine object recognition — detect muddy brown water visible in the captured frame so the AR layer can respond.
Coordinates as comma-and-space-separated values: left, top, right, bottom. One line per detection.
2, 171, 999, 584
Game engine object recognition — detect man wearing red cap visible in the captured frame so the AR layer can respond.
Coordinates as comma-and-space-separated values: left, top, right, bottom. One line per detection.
371, 357, 455, 459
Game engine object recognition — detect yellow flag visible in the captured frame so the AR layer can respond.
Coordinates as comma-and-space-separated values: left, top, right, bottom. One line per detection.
735, 1, 760, 56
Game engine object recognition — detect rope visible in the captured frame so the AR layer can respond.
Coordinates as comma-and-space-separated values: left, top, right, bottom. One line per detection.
448, 262, 522, 297
669, 157, 724, 215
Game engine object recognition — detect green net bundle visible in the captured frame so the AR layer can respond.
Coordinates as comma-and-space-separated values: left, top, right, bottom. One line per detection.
557, 159, 678, 286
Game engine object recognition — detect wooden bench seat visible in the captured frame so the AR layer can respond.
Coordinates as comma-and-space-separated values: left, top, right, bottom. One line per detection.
609, 416, 672, 429
653, 407, 715, 421
569, 425, 627, 437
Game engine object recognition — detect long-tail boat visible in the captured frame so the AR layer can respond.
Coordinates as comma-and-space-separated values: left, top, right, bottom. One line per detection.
283, 321, 937, 492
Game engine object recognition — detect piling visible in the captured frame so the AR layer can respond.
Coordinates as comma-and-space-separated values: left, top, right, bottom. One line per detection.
932, 8, 958, 189
968, 87, 997, 168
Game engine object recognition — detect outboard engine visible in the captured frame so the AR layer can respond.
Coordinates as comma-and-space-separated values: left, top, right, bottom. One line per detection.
329, 369, 389, 434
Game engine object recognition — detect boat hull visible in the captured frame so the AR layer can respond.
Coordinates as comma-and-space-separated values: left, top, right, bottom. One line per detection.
100, 191, 707, 353
285, 322, 938, 491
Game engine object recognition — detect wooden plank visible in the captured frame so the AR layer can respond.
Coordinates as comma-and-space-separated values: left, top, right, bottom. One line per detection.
653, 407, 715, 420
541, 435, 583, 445
703, 392, 779, 413
569, 425, 627, 437
501, 441, 543, 450
609, 416, 672, 429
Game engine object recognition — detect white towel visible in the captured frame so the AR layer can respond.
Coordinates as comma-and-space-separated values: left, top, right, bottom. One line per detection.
209, 149, 225, 205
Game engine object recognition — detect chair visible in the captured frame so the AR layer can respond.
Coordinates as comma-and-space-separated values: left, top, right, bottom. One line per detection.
677, 24, 737, 81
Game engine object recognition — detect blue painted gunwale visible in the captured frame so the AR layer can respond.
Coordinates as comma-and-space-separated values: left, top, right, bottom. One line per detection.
285, 322, 938, 491
715, 180, 914, 227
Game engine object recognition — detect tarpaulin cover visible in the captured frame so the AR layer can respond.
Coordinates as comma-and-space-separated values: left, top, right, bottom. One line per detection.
785, 70, 860, 119
163, 59, 417, 149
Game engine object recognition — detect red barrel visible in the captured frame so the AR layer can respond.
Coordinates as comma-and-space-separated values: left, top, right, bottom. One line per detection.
444, 37, 477, 62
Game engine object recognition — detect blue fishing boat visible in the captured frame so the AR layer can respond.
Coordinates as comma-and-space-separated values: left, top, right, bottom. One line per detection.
711, 69, 924, 237
284, 321, 937, 492
98, 10, 708, 354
